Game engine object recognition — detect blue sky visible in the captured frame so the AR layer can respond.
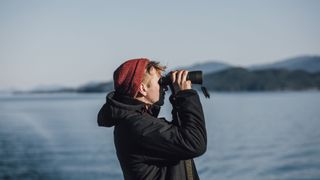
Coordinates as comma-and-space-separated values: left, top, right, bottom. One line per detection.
1, 0, 320, 90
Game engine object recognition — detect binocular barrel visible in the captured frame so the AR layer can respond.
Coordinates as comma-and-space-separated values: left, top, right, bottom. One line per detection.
159, 71, 203, 86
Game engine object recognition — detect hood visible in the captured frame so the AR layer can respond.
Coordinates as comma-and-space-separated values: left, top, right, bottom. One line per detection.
97, 92, 161, 127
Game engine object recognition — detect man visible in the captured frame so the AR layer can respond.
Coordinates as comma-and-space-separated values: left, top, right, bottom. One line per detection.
98, 58, 207, 180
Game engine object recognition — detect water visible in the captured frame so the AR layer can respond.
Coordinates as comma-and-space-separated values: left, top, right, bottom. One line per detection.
0, 92, 320, 179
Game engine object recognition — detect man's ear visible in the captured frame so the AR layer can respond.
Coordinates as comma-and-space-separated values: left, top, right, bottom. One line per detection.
137, 83, 148, 96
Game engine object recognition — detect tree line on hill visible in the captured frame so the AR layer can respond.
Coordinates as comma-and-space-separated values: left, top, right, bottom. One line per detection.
203, 68, 320, 91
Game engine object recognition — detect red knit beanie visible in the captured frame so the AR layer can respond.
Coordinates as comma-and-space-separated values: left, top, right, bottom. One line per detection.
113, 58, 150, 97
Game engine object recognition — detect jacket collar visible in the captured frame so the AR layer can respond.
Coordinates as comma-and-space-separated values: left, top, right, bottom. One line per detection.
108, 92, 161, 117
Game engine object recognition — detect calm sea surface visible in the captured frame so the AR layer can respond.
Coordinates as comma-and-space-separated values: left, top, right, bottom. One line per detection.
0, 92, 320, 180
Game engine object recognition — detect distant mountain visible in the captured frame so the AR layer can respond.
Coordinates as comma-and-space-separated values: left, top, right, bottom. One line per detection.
14, 81, 114, 94
30, 85, 74, 92
15, 87, 76, 94
204, 68, 320, 91
172, 61, 232, 74
76, 81, 113, 93
249, 56, 320, 73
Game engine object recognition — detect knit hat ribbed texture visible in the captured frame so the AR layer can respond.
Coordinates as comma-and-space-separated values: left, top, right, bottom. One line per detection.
113, 58, 150, 97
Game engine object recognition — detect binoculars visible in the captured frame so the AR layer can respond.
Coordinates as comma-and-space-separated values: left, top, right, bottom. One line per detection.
159, 71, 210, 98
159, 71, 203, 86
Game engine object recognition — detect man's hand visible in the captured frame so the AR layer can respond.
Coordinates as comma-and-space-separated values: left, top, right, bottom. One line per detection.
170, 70, 192, 95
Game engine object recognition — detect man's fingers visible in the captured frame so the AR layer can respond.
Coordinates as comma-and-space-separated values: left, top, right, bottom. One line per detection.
171, 71, 177, 83
176, 70, 183, 85
170, 70, 192, 94
181, 70, 188, 83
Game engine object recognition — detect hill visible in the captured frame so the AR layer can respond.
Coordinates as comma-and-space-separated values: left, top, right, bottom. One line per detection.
204, 68, 320, 91
173, 61, 232, 74
249, 56, 320, 73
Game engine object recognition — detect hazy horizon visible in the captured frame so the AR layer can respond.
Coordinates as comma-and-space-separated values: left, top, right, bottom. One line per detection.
1, 0, 320, 90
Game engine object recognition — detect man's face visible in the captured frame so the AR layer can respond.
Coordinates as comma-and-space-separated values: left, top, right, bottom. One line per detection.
143, 67, 162, 105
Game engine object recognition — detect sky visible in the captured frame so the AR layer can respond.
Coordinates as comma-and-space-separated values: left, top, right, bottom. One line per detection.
1, 0, 320, 90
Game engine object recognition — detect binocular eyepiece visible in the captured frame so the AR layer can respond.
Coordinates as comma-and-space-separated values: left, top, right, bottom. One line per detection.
159, 71, 203, 86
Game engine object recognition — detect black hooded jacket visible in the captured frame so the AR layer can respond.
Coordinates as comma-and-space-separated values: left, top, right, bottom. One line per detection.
97, 89, 207, 180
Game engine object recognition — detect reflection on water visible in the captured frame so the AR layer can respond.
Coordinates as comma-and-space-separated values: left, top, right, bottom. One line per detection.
0, 92, 320, 179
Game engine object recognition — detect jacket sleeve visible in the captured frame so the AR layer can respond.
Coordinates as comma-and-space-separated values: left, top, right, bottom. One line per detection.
133, 89, 207, 161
